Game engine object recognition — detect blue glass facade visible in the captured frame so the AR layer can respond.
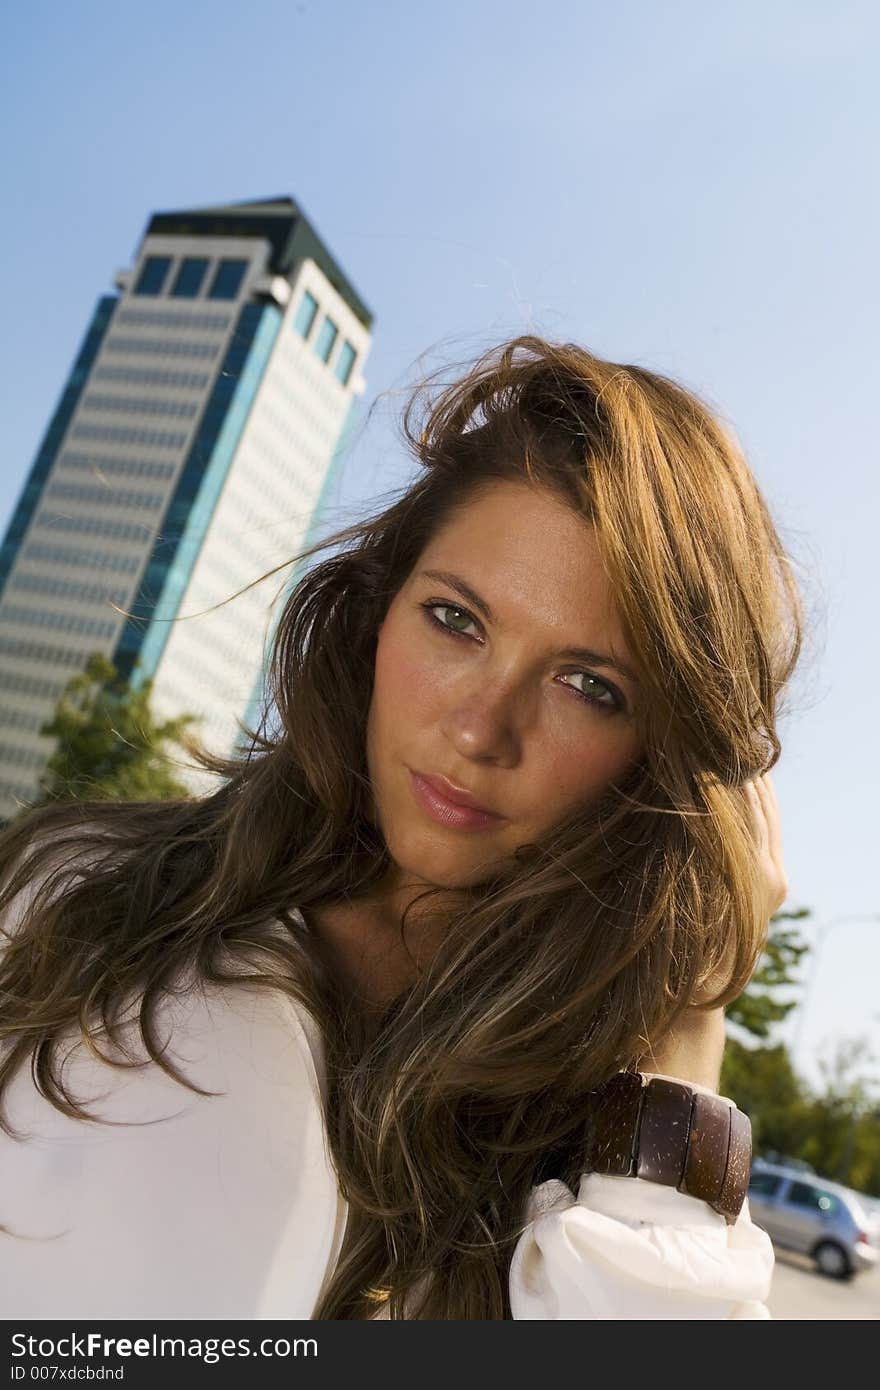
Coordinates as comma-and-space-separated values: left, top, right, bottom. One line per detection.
134, 256, 172, 295
314, 315, 338, 363
170, 257, 210, 298
293, 290, 319, 339
0, 294, 117, 603
333, 340, 357, 386
114, 303, 283, 688
208, 259, 248, 300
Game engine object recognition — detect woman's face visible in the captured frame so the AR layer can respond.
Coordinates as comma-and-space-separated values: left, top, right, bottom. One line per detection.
365, 478, 645, 891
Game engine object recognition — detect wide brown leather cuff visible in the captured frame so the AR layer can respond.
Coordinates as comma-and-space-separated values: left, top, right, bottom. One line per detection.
583, 1070, 752, 1224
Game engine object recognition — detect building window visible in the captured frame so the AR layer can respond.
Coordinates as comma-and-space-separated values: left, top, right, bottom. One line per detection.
314, 315, 338, 364
170, 257, 210, 298
293, 290, 319, 339
207, 259, 248, 300
133, 256, 172, 296
333, 340, 357, 386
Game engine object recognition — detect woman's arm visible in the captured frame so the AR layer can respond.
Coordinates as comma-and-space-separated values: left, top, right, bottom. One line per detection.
510, 1006, 774, 1319
640, 769, 788, 1092
509, 774, 786, 1319
509, 1169, 774, 1318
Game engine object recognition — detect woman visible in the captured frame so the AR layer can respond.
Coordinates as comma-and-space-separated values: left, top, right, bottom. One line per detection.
0, 335, 799, 1320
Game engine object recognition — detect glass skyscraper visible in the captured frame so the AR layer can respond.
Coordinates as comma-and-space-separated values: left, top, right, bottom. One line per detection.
0, 196, 373, 820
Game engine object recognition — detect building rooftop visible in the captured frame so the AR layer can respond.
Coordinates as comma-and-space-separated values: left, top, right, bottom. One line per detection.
144, 195, 373, 329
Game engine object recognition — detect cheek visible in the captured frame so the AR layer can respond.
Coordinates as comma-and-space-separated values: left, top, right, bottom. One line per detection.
548, 740, 627, 797
528, 701, 641, 816
372, 614, 440, 724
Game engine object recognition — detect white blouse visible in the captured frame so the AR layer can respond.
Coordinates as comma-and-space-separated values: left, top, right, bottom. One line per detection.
0, 881, 774, 1320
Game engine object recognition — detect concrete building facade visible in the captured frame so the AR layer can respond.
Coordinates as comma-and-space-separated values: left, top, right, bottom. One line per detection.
0, 196, 373, 819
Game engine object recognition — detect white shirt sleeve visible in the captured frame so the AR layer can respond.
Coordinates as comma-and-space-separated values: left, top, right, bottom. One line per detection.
0, 833, 349, 1320
508, 1074, 775, 1320
0, 980, 348, 1320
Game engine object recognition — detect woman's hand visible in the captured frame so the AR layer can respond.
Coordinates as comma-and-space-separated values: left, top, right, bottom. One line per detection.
744, 769, 788, 922
638, 770, 788, 1091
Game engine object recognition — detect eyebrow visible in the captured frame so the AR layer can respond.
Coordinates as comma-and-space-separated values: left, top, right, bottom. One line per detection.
418, 568, 641, 686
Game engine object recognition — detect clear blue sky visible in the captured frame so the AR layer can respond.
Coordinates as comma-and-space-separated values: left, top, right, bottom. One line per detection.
2, 1, 878, 1092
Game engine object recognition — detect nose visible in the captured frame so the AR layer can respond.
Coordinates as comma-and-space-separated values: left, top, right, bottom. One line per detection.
438, 677, 528, 765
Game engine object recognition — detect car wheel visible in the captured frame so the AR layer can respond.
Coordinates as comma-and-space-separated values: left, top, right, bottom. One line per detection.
813, 1241, 852, 1279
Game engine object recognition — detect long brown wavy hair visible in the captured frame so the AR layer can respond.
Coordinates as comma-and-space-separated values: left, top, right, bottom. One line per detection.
0, 335, 808, 1318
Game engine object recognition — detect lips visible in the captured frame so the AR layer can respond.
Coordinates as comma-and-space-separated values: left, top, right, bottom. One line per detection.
408, 770, 506, 832
413, 770, 501, 817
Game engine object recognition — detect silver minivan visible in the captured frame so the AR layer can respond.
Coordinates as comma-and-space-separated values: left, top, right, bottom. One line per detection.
747, 1159, 879, 1279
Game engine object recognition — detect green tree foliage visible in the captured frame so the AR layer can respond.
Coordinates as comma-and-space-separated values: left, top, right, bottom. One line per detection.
721, 925, 880, 1196
722, 1034, 880, 1197
721, 1038, 813, 1157
807, 1038, 880, 1191
31, 650, 201, 807
726, 907, 811, 1039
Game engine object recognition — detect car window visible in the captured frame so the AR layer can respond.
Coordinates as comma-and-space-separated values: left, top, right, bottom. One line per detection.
748, 1171, 783, 1197
785, 1181, 840, 1214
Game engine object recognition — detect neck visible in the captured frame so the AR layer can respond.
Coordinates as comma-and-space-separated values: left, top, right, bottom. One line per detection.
305, 867, 469, 1014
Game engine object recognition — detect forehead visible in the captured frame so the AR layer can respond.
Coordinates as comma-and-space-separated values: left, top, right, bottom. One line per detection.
416, 480, 620, 632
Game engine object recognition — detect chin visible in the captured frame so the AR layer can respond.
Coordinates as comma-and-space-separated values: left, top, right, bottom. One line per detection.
385, 826, 507, 892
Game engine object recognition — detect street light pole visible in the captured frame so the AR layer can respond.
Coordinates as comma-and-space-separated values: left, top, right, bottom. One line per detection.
790, 912, 880, 1061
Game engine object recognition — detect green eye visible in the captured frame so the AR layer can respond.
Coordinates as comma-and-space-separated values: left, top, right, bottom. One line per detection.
559, 671, 620, 711
422, 602, 476, 637
420, 599, 624, 714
